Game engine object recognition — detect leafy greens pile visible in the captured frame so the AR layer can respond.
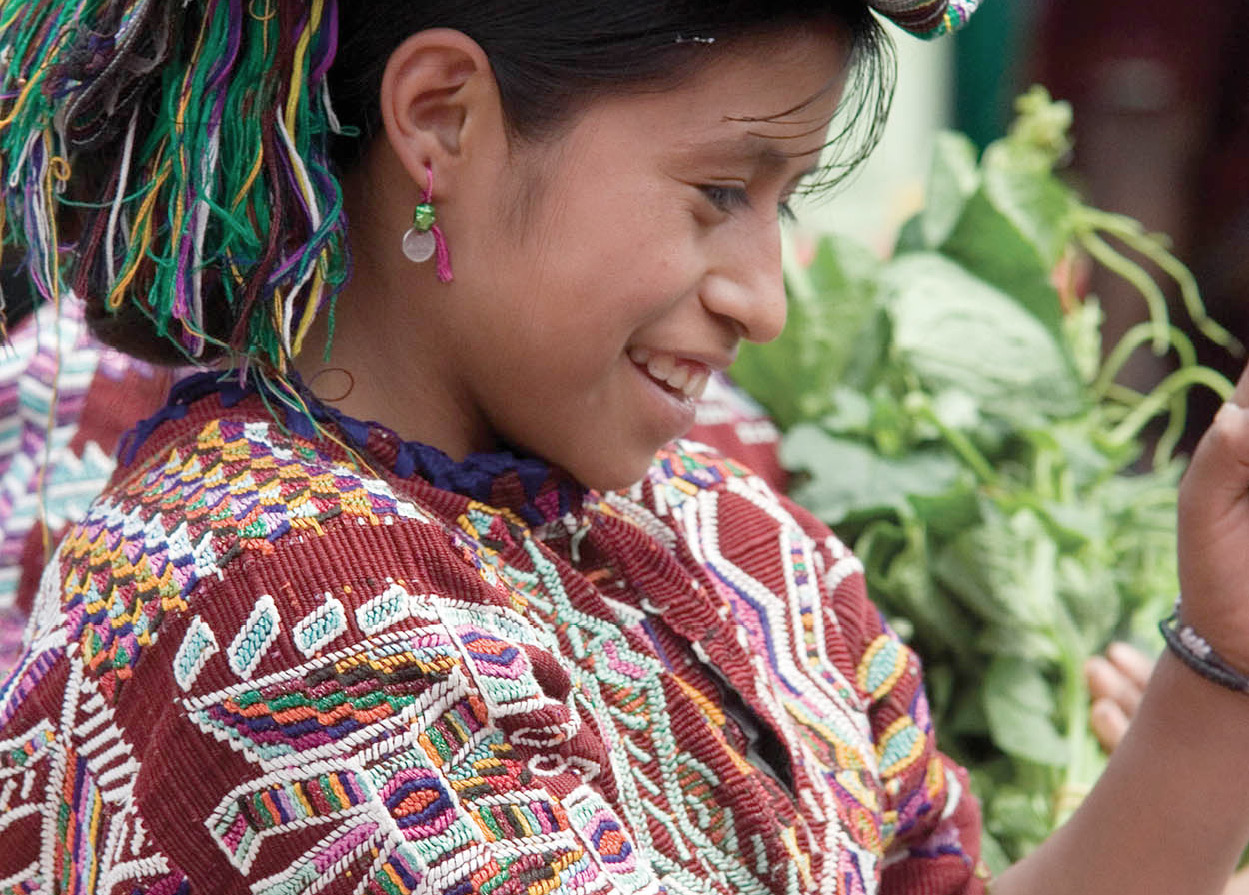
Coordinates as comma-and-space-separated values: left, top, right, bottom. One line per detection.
732, 88, 1239, 872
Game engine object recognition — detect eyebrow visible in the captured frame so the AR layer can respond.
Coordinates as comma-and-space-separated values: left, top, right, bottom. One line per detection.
692, 136, 824, 181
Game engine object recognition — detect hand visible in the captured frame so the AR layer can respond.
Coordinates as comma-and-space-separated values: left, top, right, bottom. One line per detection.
1177, 365, 1249, 672
1086, 643, 1249, 895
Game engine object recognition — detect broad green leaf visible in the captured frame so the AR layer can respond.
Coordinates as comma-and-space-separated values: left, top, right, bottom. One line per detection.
984, 783, 1055, 863
820, 386, 873, 435
880, 253, 1084, 423
855, 518, 979, 663
907, 487, 980, 538
983, 657, 1069, 766
937, 185, 1068, 337
781, 425, 963, 523
920, 131, 982, 249
930, 504, 1065, 652
1056, 555, 1120, 654
981, 141, 1074, 270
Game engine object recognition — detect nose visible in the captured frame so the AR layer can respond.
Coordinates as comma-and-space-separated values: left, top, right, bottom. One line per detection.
699, 220, 788, 344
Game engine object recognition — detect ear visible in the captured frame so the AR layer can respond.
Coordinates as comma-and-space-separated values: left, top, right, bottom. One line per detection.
378, 28, 500, 194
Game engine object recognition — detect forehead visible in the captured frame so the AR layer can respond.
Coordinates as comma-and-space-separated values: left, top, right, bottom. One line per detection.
591, 27, 850, 162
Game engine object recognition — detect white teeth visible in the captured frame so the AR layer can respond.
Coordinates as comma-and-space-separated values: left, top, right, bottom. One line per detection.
667, 366, 691, 391
646, 354, 676, 381
631, 348, 710, 400
687, 369, 710, 400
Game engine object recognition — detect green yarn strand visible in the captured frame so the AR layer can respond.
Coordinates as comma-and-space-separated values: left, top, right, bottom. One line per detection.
0, 0, 350, 370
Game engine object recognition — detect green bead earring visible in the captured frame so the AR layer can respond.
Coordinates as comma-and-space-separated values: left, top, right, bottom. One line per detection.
402, 202, 438, 263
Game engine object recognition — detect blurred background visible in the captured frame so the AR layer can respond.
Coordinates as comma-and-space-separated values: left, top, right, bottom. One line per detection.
806, 0, 1249, 446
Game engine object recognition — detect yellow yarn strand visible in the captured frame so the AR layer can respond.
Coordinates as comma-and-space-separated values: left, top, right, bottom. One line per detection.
291, 265, 327, 357
108, 159, 174, 309
284, 0, 325, 136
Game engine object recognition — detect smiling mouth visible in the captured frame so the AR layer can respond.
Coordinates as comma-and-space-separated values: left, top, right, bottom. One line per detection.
628, 347, 711, 400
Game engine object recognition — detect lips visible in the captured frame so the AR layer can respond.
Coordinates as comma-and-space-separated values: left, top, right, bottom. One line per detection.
627, 347, 711, 400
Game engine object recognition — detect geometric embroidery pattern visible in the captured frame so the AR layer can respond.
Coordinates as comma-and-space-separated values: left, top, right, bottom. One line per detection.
292, 595, 348, 658
54, 416, 435, 693
173, 615, 218, 692
0, 395, 983, 895
226, 593, 281, 680
355, 581, 419, 635
193, 618, 647, 895
185, 628, 464, 766
858, 636, 908, 703
0, 721, 55, 854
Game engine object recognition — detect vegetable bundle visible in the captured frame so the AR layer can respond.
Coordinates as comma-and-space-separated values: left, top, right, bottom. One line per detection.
732, 88, 1239, 872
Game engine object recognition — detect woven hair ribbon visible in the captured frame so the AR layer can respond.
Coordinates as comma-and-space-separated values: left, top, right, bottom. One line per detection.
867, 0, 982, 38
0, 0, 349, 372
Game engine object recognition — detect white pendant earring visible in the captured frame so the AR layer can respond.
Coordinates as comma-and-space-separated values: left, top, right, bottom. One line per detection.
402, 205, 438, 263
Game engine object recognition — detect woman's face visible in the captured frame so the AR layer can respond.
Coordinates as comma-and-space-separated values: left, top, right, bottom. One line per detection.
409, 28, 848, 490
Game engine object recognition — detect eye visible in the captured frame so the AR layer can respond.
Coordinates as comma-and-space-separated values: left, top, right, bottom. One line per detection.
699, 184, 799, 224
698, 184, 751, 214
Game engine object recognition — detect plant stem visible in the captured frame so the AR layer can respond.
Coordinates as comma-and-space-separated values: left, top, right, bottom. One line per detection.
1105, 367, 1235, 449
1077, 229, 1170, 353
908, 395, 1002, 487
1094, 322, 1197, 398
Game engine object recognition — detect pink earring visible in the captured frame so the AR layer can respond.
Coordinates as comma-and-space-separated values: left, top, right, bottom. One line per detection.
402, 162, 454, 282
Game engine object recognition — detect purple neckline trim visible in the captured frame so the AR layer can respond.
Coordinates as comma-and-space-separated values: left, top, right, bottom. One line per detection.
122, 371, 585, 527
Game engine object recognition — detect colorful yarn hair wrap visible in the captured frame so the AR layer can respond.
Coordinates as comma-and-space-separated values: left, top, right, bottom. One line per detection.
868, 0, 982, 38
0, 0, 349, 373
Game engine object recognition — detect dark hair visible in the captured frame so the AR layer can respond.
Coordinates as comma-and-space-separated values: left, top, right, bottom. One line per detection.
329, 1, 893, 192
0, 1, 893, 368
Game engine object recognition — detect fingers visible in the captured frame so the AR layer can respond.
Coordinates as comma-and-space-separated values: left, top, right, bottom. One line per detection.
1228, 357, 1249, 410
1089, 649, 1144, 714
1185, 355, 1249, 504
1086, 644, 1158, 754
1224, 867, 1249, 895
1175, 396, 1249, 656
1089, 696, 1131, 754
1103, 642, 1153, 691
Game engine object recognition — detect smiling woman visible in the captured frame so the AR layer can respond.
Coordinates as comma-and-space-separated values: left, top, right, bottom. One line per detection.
303, 24, 853, 490
6, 2, 1249, 895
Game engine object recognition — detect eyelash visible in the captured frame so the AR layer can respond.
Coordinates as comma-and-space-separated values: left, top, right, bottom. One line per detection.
699, 185, 797, 223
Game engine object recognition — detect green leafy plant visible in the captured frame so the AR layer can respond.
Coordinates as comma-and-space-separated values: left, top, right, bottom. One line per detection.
732, 87, 1239, 872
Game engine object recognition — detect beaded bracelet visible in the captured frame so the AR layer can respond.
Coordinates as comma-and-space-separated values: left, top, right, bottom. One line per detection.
1159, 602, 1249, 695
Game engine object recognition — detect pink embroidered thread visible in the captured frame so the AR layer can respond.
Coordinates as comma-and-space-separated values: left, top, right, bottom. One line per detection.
423, 162, 454, 283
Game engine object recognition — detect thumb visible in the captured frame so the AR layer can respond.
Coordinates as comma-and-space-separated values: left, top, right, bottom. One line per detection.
1177, 383, 1249, 653
1180, 359, 1249, 527
1181, 401, 1249, 521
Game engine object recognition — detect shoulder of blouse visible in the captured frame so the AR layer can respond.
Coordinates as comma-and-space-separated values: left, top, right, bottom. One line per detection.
37, 396, 460, 697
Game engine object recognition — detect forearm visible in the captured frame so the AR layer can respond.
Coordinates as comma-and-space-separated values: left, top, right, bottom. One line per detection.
995, 652, 1249, 895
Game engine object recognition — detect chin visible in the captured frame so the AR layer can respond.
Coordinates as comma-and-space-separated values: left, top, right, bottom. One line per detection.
567, 450, 658, 494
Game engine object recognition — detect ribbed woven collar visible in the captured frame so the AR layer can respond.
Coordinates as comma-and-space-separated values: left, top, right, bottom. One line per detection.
122, 371, 588, 528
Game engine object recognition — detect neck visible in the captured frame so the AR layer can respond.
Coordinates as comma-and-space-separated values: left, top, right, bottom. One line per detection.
293, 160, 490, 461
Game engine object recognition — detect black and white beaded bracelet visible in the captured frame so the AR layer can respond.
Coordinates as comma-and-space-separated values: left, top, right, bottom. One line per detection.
1159, 602, 1249, 695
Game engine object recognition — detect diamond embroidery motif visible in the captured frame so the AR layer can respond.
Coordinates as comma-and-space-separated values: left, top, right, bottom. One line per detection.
173, 615, 218, 692
227, 594, 281, 680
292, 595, 349, 658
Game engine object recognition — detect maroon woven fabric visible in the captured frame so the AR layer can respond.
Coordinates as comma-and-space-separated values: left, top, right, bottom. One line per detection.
0, 387, 986, 894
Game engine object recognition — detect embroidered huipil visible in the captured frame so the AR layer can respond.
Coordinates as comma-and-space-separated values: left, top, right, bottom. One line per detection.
0, 376, 987, 895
